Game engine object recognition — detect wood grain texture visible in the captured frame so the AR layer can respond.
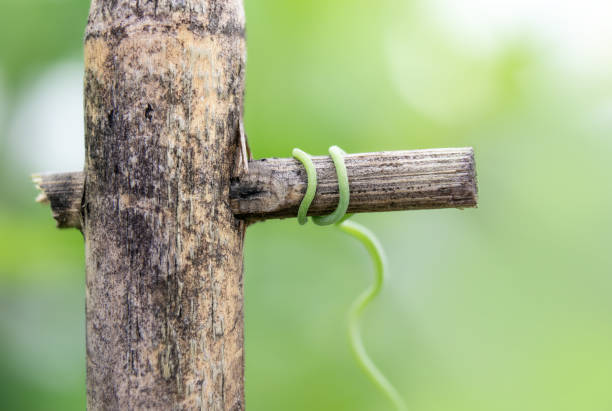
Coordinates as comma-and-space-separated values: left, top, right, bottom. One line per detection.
33, 172, 84, 229
231, 147, 477, 220
82, 0, 247, 409
35, 148, 478, 228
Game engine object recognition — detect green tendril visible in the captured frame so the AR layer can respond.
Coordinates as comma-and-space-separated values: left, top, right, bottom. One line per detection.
338, 220, 408, 411
292, 148, 317, 225
312, 145, 349, 226
292, 146, 407, 411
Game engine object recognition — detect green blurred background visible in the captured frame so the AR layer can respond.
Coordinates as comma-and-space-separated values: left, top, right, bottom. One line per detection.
1, 0, 611, 410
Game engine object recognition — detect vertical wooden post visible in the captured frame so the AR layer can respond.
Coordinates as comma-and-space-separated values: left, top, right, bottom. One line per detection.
83, 1, 246, 409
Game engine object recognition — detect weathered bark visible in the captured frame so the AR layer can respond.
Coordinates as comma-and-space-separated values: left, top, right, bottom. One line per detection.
35, 148, 477, 228
83, 1, 246, 409
232, 148, 477, 220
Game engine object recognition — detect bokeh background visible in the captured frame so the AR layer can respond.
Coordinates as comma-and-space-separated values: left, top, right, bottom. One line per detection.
1, 0, 611, 410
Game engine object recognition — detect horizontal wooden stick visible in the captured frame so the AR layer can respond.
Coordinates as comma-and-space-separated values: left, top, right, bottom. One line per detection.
34, 148, 477, 228
33, 172, 84, 229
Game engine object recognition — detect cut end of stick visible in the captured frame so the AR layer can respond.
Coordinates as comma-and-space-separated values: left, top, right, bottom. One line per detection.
32, 171, 84, 229
32, 174, 50, 204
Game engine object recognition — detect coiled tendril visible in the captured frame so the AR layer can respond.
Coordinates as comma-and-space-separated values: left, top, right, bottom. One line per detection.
292, 146, 407, 411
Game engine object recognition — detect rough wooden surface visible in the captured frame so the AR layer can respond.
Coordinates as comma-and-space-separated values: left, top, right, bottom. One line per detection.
33, 172, 84, 229
232, 147, 477, 220
35, 147, 478, 228
82, 0, 246, 409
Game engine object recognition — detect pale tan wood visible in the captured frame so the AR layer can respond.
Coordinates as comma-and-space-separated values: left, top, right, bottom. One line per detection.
232, 147, 477, 221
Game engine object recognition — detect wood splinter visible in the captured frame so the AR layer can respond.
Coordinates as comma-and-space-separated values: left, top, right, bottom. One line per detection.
34, 147, 477, 230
